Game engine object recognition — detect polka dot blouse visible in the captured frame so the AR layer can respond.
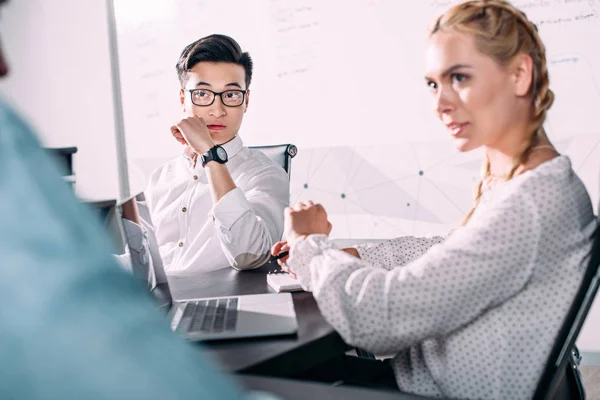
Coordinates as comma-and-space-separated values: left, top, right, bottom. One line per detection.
286, 156, 596, 400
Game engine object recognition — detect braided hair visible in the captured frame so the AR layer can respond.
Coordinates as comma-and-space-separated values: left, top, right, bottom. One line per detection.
431, 0, 554, 225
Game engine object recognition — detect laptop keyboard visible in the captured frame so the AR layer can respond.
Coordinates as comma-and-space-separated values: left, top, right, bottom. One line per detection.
181, 297, 239, 333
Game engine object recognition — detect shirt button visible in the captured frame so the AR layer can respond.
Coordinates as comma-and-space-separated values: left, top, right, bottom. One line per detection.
182, 207, 187, 212
178, 241, 184, 247
193, 175, 198, 180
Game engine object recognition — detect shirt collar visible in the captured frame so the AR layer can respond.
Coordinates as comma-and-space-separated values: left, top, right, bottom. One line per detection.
221, 135, 244, 159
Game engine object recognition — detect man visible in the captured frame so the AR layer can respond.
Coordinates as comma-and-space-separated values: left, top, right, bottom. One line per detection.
122, 34, 289, 278
0, 5, 267, 398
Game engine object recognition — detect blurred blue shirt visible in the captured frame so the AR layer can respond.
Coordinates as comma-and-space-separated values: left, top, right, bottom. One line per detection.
0, 97, 270, 399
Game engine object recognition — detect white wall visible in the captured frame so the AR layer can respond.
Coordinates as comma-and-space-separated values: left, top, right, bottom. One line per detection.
0, 0, 598, 355
115, 0, 600, 354
0, 0, 119, 201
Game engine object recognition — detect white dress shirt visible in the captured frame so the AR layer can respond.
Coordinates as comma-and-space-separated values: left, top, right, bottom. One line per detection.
123, 135, 290, 278
285, 156, 596, 399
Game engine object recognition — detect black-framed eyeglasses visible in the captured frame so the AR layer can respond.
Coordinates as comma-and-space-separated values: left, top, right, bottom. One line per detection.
188, 88, 247, 107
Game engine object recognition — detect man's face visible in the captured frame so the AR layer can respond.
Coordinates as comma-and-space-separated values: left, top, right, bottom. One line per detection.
180, 62, 249, 145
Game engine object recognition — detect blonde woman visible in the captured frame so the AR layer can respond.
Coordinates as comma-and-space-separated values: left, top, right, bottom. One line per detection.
272, 1, 596, 398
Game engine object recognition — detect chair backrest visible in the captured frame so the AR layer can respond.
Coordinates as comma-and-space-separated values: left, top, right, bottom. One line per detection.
46, 147, 78, 190
533, 206, 600, 399
249, 144, 298, 179
46, 146, 78, 176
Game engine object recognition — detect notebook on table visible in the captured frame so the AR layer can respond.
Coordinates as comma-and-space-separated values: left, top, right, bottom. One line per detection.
267, 271, 304, 293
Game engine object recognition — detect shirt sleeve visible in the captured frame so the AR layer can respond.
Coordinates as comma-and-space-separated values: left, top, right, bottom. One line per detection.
135, 199, 168, 284
355, 235, 446, 270
117, 196, 168, 286
119, 218, 154, 286
285, 192, 541, 355
209, 165, 289, 270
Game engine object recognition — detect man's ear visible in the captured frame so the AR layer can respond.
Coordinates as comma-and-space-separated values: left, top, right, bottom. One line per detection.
512, 53, 534, 97
179, 88, 186, 112
243, 89, 250, 113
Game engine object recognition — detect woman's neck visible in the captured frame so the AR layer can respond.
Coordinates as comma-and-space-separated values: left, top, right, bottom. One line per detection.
485, 137, 557, 178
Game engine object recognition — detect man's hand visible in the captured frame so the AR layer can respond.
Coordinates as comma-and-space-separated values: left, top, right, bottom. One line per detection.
284, 201, 332, 248
170, 116, 215, 154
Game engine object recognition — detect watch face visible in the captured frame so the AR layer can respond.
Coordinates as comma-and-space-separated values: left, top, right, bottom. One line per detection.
216, 146, 227, 161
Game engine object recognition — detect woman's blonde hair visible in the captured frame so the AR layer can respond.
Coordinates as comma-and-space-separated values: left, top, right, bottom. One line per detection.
430, 0, 554, 225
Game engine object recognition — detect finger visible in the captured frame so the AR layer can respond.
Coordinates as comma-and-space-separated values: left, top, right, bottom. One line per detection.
293, 202, 305, 212
280, 264, 294, 278
284, 207, 293, 216
193, 116, 208, 128
271, 241, 287, 256
304, 200, 315, 207
176, 119, 188, 129
316, 203, 328, 218
326, 221, 333, 235
171, 129, 184, 139
281, 243, 290, 252
277, 256, 290, 267
171, 130, 188, 145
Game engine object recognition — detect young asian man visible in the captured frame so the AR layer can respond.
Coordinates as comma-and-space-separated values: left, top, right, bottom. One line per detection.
120, 35, 289, 280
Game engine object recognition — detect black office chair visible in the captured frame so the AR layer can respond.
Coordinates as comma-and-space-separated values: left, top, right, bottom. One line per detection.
532, 204, 600, 399
355, 202, 600, 395
249, 144, 298, 179
46, 146, 78, 189
46, 146, 78, 176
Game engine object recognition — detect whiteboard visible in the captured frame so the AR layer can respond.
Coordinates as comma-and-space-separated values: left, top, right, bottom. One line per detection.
114, 0, 600, 239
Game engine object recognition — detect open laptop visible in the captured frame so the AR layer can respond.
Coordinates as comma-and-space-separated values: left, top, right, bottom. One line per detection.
157, 279, 298, 341
99, 194, 298, 342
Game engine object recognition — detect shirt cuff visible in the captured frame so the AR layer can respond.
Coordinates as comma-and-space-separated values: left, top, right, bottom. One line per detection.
209, 188, 252, 231
354, 242, 382, 264
122, 218, 148, 253
287, 234, 335, 291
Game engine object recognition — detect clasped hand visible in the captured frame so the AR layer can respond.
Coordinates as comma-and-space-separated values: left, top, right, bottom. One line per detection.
170, 116, 215, 155
271, 201, 332, 277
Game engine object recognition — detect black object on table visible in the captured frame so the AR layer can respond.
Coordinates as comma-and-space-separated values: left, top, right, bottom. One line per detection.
240, 375, 433, 400
46, 147, 77, 176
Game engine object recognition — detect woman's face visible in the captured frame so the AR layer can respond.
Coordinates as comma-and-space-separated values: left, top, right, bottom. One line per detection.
425, 29, 527, 153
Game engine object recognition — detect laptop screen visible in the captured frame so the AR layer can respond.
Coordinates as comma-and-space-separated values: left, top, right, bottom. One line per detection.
96, 194, 172, 311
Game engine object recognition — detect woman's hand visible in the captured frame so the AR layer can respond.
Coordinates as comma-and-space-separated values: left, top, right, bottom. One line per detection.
270, 201, 332, 278
271, 241, 295, 278
341, 248, 360, 258
284, 201, 332, 248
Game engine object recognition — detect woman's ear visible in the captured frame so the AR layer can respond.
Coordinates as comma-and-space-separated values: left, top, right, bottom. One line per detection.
512, 53, 534, 97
